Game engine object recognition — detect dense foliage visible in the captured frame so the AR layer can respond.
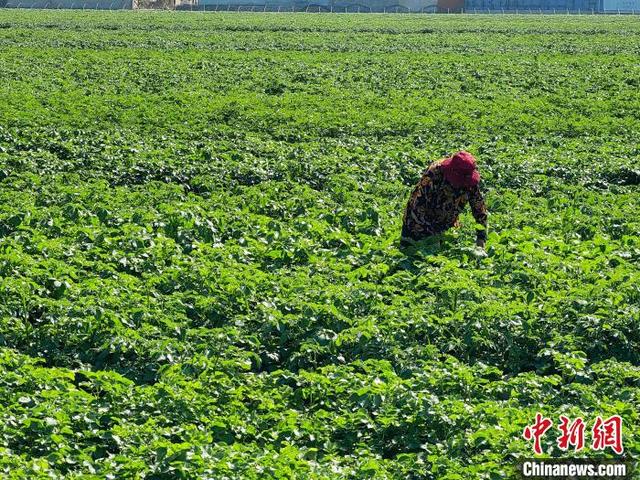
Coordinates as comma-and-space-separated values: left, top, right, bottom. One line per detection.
0, 10, 639, 479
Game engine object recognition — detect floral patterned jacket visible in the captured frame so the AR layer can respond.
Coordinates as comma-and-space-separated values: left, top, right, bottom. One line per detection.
401, 160, 488, 242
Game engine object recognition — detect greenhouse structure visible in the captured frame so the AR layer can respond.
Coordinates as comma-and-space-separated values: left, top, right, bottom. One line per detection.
3, 0, 639, 14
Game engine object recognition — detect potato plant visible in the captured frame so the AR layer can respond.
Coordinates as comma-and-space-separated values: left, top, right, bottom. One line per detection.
0, 10, 639, 479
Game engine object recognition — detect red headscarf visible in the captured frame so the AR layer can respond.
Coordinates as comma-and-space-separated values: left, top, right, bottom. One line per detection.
441, 151, 480, 188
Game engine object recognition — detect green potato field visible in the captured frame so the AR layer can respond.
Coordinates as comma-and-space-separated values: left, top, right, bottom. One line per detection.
0, 10, 639, 479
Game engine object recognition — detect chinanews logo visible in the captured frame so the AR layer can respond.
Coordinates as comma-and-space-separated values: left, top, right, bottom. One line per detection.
518, 413, 630, 479
522, 413, 623, 455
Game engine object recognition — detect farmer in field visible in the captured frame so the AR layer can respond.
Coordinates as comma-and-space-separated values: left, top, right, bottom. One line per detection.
401, 151, 488, 248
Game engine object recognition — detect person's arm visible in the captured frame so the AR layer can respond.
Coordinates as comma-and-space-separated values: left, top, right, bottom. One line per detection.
468, 185, 488, 248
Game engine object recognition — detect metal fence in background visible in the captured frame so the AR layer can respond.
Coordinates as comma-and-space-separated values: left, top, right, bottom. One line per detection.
4, 0, 131, 7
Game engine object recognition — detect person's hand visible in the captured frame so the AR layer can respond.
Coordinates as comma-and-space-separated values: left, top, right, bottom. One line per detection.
472, 246, 488, 259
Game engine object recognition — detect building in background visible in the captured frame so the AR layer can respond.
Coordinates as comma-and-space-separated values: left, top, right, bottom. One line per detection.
601, 0, 640, 10
464, 0, 636, 10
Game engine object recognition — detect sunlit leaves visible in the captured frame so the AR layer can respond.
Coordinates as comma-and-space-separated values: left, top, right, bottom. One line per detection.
0, 10, 639, 479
